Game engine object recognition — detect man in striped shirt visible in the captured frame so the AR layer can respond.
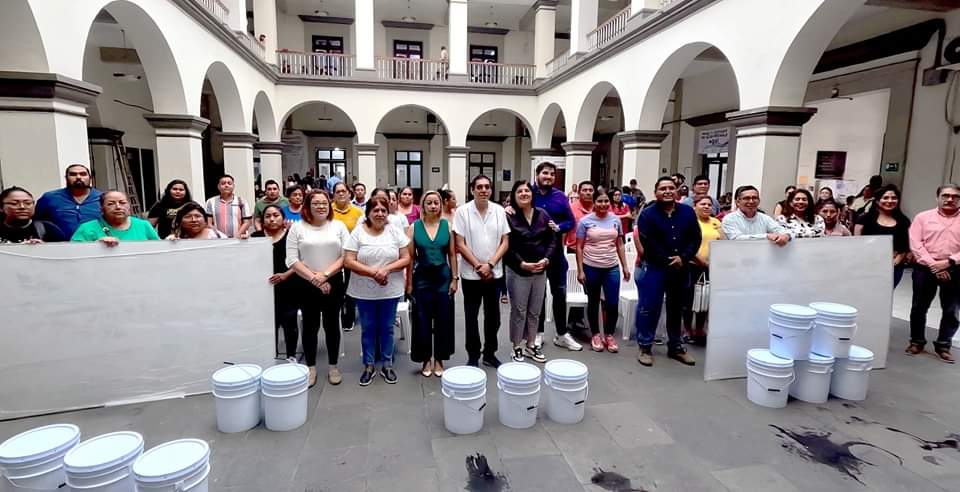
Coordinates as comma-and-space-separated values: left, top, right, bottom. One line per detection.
205, 175, 252, 238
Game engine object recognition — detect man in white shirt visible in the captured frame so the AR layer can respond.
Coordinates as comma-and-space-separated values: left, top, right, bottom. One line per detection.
454, 175, 510, 368
721, 185, 790, 245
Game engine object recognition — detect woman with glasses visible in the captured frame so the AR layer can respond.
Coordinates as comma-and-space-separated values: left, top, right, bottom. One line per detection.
0, 187, 65, 244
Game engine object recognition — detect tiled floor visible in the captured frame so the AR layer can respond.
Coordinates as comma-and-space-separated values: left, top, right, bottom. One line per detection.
2, 287, 958, 491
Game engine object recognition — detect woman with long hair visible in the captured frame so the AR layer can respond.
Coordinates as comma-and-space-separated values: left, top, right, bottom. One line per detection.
682, 195, 724, 345
148, 179, 192, 238
406, 190, 458, 376
286, 189, 349, 387
282, 185, 304, 223
777, 188, 824, 238
855, 184, 912, 287
252, 204, 299, 363
398, 186, 421, 224
168, 203, 226, 239
772, 185, 797, 218
439, 189, 458, 223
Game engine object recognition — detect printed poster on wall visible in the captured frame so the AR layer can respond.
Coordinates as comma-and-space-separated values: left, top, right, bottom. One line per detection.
698, 128, 730, 154
815, 151, 847, 179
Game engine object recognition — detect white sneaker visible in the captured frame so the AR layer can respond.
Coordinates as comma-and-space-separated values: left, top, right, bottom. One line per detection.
512, 346, 525, 362
286, 357, 298, 364
534, 334, 543, 348
554, 334, 583, 351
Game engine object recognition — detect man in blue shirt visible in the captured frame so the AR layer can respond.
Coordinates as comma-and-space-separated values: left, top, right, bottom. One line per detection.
635, 176, 701, 367
326, 172, 342, 194
680, 174, 720, 215
35, 164, 103, 238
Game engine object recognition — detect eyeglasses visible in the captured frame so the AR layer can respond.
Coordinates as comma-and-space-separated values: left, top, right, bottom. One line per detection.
2, 200, 34, 208
739, 197, 760, 202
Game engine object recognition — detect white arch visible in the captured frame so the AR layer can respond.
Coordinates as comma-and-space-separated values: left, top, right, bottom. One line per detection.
373, 104, 451, 138
465, 108, 536, 143
573, 81, 622, 142
535, 103, 566, 149
201, 61, 245, 133
279, 100, 360, 134
0, 0, 48, 72
252, 90, 279, 142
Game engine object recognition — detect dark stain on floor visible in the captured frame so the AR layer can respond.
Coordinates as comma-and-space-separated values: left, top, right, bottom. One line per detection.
842, 403, 859, 409
590, 468, 648, 492
845, 415, 881, 425
465, 453, 509, 492
771, 425, 903, 485
885, 427, 960, 451
922, 455, 942, 466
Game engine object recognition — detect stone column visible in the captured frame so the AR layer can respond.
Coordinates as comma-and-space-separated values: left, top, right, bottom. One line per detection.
355, 143, 379, 189
253, 0, 278, 64
355, 0, 375, 71
533, 1, 558, 79
255, 141, 284, 188
726, 106, 817, 211
569, 0, 598, 55
0, 72, 100, 194
618, 130, 669, 196
448, 0, 469, 78
561, 141, 597, 188
221, 132, 258, 206
144, 113, 210, 200
447, 146, 469, 203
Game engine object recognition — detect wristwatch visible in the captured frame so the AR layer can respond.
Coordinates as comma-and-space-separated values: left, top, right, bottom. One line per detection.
949, 259, 956, 267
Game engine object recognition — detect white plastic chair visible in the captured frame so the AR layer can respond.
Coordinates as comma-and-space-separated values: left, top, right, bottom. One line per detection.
619, 252, 638, 340
565, 253, 588, 322
396, 299, 411, 355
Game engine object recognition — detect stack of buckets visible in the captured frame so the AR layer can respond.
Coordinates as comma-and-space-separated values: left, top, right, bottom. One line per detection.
441, 359, 589, 435
211, 362, 309, 433
0, 425, 211, 491
746, 302, 875, 408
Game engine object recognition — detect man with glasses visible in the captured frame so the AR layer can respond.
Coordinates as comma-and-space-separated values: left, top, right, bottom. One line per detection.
720, 185, 790, 245
35, 164, 103, 239
0, 187, 65, 243
906, 184, 960, 363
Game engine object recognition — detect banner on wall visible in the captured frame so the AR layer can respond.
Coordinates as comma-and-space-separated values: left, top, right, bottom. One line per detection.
815, 150, 847, 179
698, 128, 730, 154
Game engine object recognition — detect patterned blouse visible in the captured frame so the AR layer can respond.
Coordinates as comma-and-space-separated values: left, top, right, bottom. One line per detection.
776, 214, 825, 238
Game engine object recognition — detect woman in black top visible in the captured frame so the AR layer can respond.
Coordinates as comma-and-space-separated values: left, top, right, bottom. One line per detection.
0, 186, 64, 244
252, 204, 300, 361
504, 180, 556, 363
148, 180, 192, 238
855, 184, 911, 288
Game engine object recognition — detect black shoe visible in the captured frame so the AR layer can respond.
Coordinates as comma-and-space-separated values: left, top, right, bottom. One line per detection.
342, 323, 355, 332
381, 366, 398, 384
466, 358, 479, 367
359, 366, 376, 386
482, 355, 502, 368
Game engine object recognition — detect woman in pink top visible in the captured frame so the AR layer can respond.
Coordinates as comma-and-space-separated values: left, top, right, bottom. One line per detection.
576, 189, 630, 354
398, 186, 421, 224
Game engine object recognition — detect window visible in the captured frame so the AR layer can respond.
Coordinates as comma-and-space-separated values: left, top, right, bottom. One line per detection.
470, 45, 498, 63
395, 151, 422, 193
393, 40, 423, 59
125, 147, 157, 210
317, 148, 347, 182
702, 152, 728, 198
468, 152, 496, 197
312, 36, 344, 54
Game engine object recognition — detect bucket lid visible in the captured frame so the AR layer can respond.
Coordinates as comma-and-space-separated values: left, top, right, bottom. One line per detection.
544, 359, 589, 381
847, 345, 875, 362
769, 304, 817, 319
212, 364, 262, 389
261, 364, 308, 387
497, 362, 541, 385
0, 424, 80, 466
132, 439, 209, 485
64, 432, 143, 475
809, 302, 858, 318
807, 352, 835, 364
747, 348, 794, 368
441, 366, 486, 389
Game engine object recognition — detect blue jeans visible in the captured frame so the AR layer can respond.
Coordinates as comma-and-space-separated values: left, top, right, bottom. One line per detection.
634, 262, 691, 351
357, 297, 400, 367
583, 265, 620, 336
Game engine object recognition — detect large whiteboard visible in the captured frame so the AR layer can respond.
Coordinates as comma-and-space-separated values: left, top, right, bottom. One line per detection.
705, 236, 892, 381
0, 240, 274, 420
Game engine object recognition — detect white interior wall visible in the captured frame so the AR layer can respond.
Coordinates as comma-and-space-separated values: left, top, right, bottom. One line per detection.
468, 32, 505, 61
504, 31, 534, 65
303, 22, 352, 53
277, 12, 305, 51
385, 27, 431, 58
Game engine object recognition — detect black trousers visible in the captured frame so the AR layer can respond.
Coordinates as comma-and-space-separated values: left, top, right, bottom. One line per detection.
297, 274, 344, 366
275, 299, 299, 359
462, 278, 501, 360
341, 270, 356, 328
537, 251, 568, 337
910, 266, 960, 349
412, 288, 455, 363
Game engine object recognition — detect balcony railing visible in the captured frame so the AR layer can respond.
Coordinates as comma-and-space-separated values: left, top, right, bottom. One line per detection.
467, 62, 536, 87
236, 32, 266, 61
587, 6, 631, 52
192, 0, 229, 25
376, 57, 449, 82
277, 52, 355, 79
545, 50, 571, 76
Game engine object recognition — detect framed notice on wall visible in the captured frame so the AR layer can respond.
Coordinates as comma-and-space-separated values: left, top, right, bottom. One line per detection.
698, 128, 730, 154
815, 151, 847, 179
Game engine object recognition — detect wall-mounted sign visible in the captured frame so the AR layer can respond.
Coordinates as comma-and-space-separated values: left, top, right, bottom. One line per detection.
431, 167, 440, 173
698, 127, 730, 154
815, 151, 847, 179
502, 170, 511, 182
884, 162, 900, 172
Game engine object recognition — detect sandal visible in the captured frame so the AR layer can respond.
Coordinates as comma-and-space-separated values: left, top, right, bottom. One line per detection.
421, 360, 433, 377
433, 360, 444, 377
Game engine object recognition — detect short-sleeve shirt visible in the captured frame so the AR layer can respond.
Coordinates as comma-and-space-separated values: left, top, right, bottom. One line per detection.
281, 205, 302, 223
575, 213, 622, 268
70, 217, 160, 242
254, 196, 288, 220
344, 224, 410, 300
0, 220, 65, 244
285, 220, 349, 271
697, 216, 723, 259
332, 203, 364, 232
34, 188, 103, 239
147, 202, 187, 238
453, 201, 510, 280
204, 195, 251, 238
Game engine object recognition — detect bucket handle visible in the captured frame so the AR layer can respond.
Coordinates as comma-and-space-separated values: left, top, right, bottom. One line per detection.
546, 382, 589, 405
174, 479, 186, 492
497, 382, 541, 397
748, 372, 795, 392
441, 387, 487, 413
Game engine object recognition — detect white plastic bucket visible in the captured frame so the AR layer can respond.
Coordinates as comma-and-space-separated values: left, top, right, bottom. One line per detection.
809, 302, 858, 358
441, 366, 487, 435
261, 364, 309, 432
132, 439, 210, 492
0, 423, 80, 491
64, 431, 143, 491
745, 349, 795, 408
789, 353, 835, 404
543, 359, 589, 424
830, 345, 874, 401
496, 362, 541, 430
769, 318, 814, 361
211, 364, 262, 433
808, 302, 858, 323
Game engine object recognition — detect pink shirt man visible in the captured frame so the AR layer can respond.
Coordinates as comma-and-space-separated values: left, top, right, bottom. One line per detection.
909, 209, 960, 266
564, 201, 592, 248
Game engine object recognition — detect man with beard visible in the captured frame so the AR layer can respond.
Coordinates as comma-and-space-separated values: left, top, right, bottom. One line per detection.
35, 164, 103, 238
71, 190, 159, 245
0, 187, 65, 243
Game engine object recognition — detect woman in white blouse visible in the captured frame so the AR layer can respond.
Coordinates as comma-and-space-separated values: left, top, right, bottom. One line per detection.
776, 188, 824, 238
286, 189, 350, 387
344, 196, 411, 387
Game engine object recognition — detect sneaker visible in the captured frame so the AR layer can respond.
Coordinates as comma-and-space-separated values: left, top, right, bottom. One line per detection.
343, 324, 355, 332
904, 343, 924, 356
534, 334, 543, 349
466, 358, 480, 367
359, 366, 376, 386
327, 367, 342, 385
525, 345, 547, 363
308, 366, 318, 388
637, 347, 653, 367
482, 355, 502, 368
512, 346, 525, 362
381, 366, 398, 384
654, 337, 665, 346
668, 349, 696, 366
935, 349, 955, 364
286, 356, 298, 364
604, 335, 619, 353
554, 334, 583, 351
591, 334, 605, 352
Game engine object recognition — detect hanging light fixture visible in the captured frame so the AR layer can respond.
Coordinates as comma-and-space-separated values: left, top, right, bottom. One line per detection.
313, 0, 328, 17
317, 103, 332, 122
111, 29, 143, 82
483, 5, 498, 28
401, 0, 417, 23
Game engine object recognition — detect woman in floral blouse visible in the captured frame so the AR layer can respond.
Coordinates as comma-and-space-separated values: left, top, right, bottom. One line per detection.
777, 188, 824, 238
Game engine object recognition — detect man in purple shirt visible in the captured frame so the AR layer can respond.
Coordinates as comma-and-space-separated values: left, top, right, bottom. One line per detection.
35, 164, 103, 239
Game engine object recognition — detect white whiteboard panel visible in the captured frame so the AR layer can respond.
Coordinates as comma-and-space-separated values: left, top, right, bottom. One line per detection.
0, 240, 274, 420
705, 236, 892, 381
